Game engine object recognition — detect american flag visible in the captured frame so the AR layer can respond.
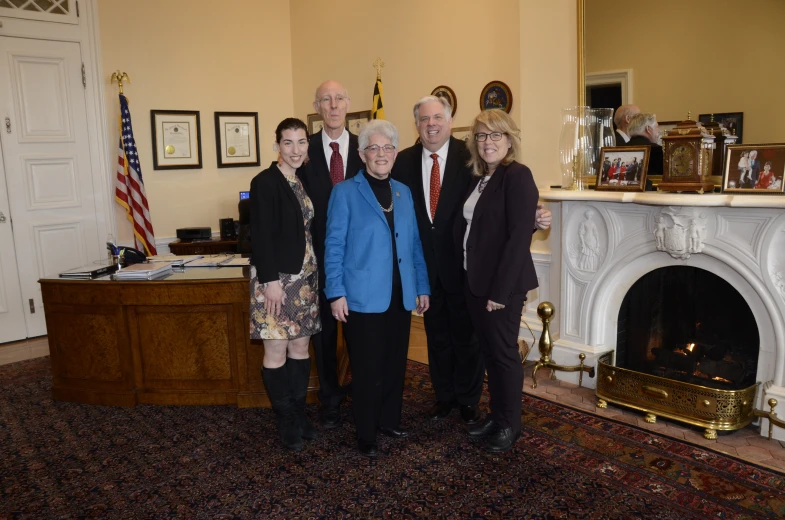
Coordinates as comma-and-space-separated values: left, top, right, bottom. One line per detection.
115, 94, 157, 256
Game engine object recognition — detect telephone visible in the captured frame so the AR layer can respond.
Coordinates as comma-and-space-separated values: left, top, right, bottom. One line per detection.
121, 247, 147, 265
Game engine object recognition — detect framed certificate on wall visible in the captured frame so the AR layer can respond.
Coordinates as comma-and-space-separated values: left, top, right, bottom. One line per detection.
214, 112, 260, 168
150, 110, 202, 170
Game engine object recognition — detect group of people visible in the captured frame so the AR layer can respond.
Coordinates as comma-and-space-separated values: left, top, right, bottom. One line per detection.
249, 80, 551, 458
601, 156, 640, 185
738, 150, 782, 190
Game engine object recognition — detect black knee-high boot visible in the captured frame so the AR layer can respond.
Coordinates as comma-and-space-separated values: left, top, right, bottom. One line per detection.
287, 357, 318, 440
262, 364, 303, 451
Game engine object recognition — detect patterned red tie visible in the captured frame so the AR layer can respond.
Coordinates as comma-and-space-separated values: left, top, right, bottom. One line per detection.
429, 153, 441, 220
329, 142, 344, 186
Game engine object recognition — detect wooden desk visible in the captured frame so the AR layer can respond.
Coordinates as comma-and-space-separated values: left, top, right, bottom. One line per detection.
168, 238, 237, 255
40, 268, 349, 407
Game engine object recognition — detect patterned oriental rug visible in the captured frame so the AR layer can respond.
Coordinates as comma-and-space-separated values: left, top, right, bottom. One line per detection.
1, 358, 784, 519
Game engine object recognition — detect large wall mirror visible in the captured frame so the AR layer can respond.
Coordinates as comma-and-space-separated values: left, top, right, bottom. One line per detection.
579, 0, 785, 146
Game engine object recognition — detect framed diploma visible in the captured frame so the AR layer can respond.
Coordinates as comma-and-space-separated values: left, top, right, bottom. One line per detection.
214, 112, 260, 168
150, 110, 202, 170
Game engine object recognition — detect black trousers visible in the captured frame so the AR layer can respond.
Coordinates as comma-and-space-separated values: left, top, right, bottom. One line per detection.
423, 276, 484, 406
465, 287, 526, 430
343, 283, 411, 444
312, 290, 346, 408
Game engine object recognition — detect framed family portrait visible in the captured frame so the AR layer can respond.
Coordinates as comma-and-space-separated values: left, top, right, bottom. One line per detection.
214, 112, 260, 168
722, 144, 785, 194
150, 110, 202, 170
699, 112, 743, 143
595, 146, 650, 191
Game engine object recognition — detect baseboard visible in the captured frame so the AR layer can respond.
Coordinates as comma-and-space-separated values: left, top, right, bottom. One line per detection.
0, 340, 50, 366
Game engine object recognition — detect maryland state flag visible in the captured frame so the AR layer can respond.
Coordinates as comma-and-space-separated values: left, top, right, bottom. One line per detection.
371, 75, 385, 120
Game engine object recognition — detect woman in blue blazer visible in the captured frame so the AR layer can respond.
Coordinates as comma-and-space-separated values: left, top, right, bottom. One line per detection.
324, 120, 430, 458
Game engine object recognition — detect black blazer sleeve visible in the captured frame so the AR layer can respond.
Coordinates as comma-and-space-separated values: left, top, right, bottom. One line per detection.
250, 164, 305, 283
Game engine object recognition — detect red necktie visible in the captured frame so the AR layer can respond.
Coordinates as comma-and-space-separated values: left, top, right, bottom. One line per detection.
429, 153, 441, 220
329, 142, 344, 186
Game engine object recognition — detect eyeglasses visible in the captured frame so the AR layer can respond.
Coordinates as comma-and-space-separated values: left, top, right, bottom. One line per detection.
474, 132, 504, 142
364, 144, 396, 154
319, 95, 348, 106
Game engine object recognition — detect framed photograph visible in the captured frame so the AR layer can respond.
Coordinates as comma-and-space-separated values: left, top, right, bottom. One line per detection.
657, 120, 681, 137
214, 112, 260, 168
431, 85, 457, 117
699, 112, 743, 143
722, 144, 785, 194
306, 110, 371, 136
150, 110, 202, 170
595, 146, 650, 191
346, 110, 371, 136
480, 80, 513, 113
307, 113, 324, 136
451, 126, 471, 143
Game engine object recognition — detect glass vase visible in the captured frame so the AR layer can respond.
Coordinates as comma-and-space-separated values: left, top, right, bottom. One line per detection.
558, 106, 594, 190
589, 107, 616, 180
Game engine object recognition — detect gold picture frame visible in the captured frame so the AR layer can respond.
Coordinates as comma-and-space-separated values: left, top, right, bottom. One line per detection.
722, 144, 785, 194
595, 146, 649, 192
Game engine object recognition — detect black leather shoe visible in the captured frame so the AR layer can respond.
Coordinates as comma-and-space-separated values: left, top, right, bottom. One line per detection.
379, 426, 410, 438
320, 406, 341, 429
468, 417, 498, 439
358, 441, 378, 458
484, 427, 521, 453
428, 400, 455, 420
460, 405, 482, 425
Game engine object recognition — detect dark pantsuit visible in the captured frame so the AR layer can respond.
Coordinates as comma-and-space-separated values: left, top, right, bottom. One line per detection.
424, 276, 484, 405
343, 284, 411, 444
312, 291, 345, 408
465, 288, 526, 431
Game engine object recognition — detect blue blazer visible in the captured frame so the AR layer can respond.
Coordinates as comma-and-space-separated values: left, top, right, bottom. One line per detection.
324, 172, 430, 313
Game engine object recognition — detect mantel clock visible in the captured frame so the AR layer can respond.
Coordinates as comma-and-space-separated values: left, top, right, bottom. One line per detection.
660, 114, 716, 193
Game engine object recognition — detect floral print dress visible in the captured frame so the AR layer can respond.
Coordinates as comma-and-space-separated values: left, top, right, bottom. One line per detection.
249, 175, 321, 340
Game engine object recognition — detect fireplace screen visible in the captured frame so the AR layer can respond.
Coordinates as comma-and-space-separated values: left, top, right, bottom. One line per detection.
616, 266, 759, 390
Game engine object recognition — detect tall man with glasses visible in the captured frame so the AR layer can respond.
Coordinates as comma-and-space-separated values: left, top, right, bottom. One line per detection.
298, 80, 363, 428
392, 96, 552, 426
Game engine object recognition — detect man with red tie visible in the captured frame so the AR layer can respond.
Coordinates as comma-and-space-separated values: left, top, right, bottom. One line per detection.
392, 96, 551, 427
298, 80, 363, 428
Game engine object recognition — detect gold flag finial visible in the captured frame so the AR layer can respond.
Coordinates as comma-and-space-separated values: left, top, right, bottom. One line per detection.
373, 57, 384, 80
111, 70, 130, 94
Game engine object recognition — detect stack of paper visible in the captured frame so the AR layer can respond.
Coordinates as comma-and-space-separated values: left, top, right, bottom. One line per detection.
185, 255, 241, 267
113, 261, 173, 280
147, 254, 203, 267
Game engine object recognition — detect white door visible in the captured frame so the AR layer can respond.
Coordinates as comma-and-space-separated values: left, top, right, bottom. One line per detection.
0, 140, 27, 343
0, 36, 101, 338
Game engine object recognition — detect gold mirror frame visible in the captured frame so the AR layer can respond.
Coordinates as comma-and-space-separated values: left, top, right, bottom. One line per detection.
577, 0, 585, 106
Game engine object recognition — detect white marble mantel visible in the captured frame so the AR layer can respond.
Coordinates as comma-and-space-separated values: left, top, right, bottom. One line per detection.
528, 188, 785, 440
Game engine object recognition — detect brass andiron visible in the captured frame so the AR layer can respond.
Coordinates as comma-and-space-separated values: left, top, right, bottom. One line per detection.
753, 398, 785, 440
531, 302, 595, 388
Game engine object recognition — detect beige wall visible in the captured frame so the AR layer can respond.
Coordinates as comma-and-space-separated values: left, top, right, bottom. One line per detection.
290, 0, 521, 151
98, 0, 295, 242
99, 0, 579, 244
585, 0, 785, 144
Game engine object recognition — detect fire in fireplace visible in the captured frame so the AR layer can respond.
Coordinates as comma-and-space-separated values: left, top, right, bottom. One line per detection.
616, 266, 759, 391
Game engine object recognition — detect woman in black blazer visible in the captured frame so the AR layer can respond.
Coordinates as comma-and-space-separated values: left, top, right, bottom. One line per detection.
250, 118, 321, 452
455, 109, 539, 453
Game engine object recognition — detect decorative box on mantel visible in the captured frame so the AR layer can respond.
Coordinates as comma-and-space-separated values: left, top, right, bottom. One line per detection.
660, 116, 715, 193
535, 189, 785, 440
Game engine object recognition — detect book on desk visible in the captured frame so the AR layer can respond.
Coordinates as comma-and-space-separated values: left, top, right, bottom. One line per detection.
185, 254, 249, 268
113, 261, 173, 280
59, 263, 120, 279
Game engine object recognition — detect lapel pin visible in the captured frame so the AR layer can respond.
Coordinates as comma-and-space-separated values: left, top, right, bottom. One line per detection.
396, 192, 400, 197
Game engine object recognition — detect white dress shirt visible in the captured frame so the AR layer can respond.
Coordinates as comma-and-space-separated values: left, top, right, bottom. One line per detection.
421, 140, 450, 222
321, 128, 350, 178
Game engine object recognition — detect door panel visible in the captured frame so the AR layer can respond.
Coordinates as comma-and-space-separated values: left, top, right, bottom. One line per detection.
0, 143, 27, 343
0, 36, 100, 338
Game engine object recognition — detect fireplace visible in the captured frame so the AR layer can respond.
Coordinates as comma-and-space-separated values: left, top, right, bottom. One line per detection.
531, 191, 785, 440
616, 266, 759, 391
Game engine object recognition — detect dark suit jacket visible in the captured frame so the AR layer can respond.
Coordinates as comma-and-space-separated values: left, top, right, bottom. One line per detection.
453, 161, 539, 304
250, 162, 306, 283
614, 130, 628, 146
391, 137, 474, 292
624, 135, 664, 175
298, 129, 363, 289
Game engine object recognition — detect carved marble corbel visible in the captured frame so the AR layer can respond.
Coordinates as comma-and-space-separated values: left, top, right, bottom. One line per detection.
654, 207, 707, 260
